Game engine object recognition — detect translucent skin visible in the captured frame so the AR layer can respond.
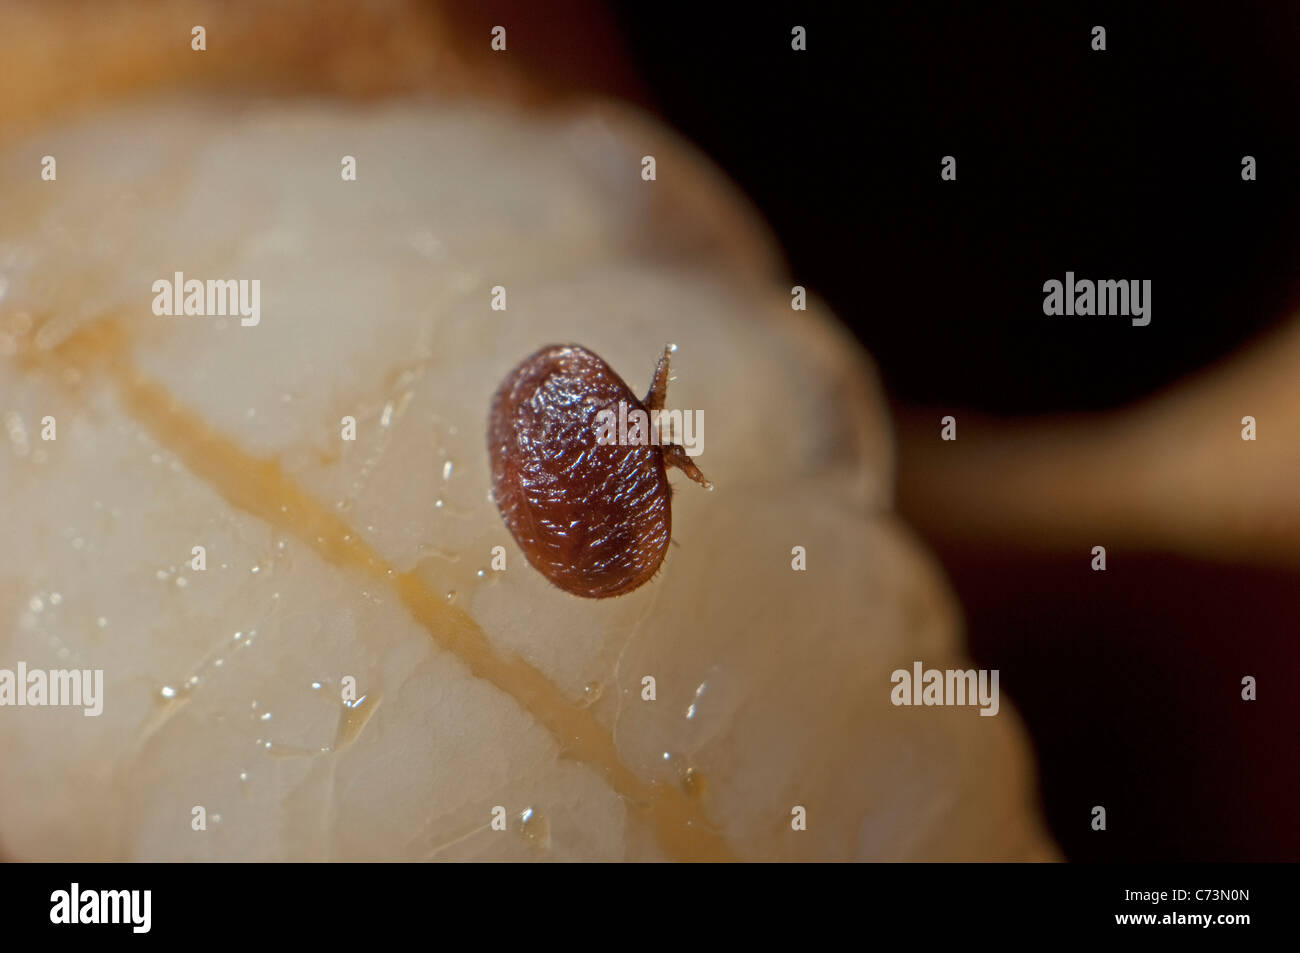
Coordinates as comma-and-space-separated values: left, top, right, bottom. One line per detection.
488, 344, 706, 598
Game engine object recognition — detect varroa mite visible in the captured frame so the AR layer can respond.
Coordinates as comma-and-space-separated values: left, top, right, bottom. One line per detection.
488, 344, 712, 598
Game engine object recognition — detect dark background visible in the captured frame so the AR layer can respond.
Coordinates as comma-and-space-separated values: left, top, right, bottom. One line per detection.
611, 0, 1300, 413
602, 0, 1300, 861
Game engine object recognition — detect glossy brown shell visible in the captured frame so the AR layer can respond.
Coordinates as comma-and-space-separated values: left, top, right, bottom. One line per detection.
488, 345, 673, 598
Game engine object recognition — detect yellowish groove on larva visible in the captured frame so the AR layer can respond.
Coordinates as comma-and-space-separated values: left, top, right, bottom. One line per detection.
32, 316, 735, 863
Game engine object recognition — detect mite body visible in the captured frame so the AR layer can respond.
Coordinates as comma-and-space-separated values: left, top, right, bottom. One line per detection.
487, 344, 711, 598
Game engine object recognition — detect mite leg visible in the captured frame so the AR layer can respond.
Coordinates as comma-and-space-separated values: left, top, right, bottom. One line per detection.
643, 343, 675, 411
662, 443, 713, 490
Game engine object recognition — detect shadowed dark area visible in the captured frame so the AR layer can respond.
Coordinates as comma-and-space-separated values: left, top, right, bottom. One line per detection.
612, 0, 1300, 414
926, 544, 1299, 861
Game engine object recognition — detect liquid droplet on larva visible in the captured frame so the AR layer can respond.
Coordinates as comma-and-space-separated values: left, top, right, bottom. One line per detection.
685, 681, 708, 721
518, 808, 550, 849
335, 692, 379, 750
681, 767, 705, 798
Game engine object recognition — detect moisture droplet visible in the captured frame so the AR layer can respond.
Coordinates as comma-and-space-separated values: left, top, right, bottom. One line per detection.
476, 568, 486, 579
445, 590, 456, 604
682, 766, 705, 798
160, 686, 177, 699
518, 807, 550, 849
239, 772, 249, 783
335, 693, 378, 750
685, 682, 707, 721
442, 459, 455, 481
49, 592, 62, 606
578, 682, 603, 708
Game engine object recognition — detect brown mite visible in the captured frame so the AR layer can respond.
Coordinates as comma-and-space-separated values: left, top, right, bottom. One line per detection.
487, 344, 712, 599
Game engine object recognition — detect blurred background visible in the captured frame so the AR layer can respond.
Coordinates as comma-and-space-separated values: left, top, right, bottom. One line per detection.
3, 0, 1296, 860
588, 0, 1300, 861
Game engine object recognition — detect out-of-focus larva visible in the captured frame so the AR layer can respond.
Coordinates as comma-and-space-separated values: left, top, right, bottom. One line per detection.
487, 344, 711, 598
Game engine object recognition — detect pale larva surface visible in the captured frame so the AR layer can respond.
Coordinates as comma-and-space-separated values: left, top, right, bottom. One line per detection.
0, 99, 1053, 860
